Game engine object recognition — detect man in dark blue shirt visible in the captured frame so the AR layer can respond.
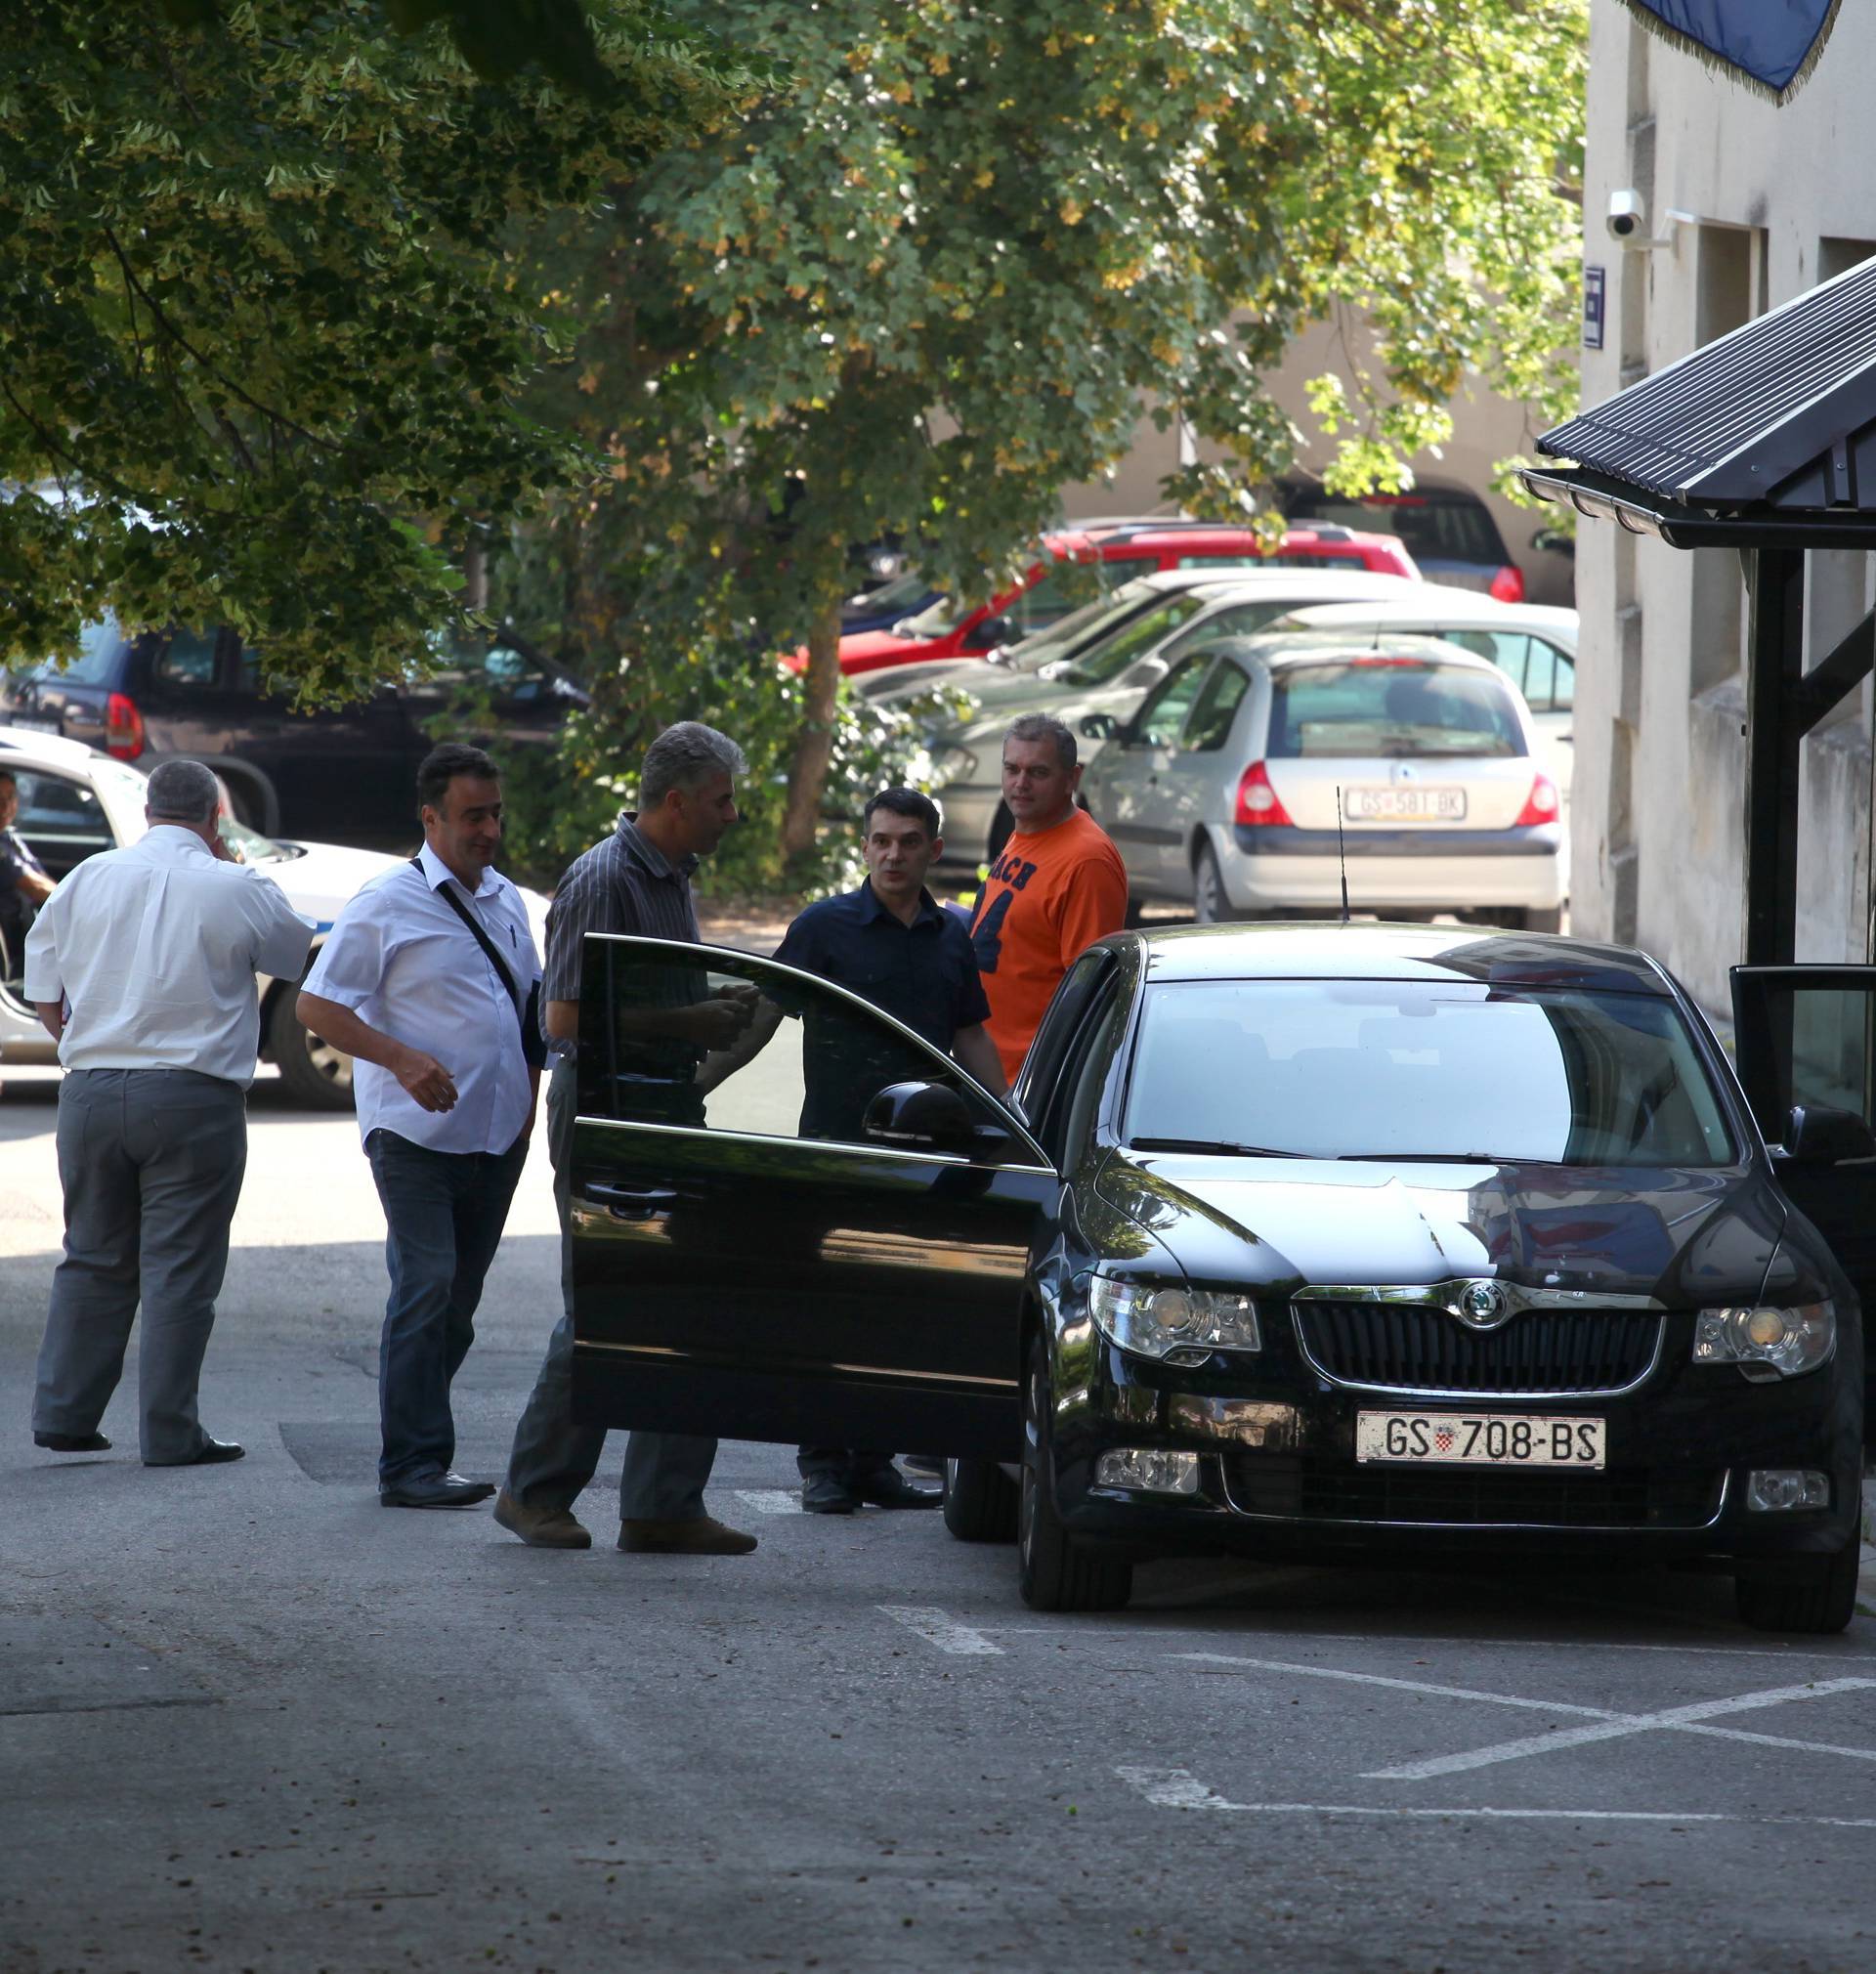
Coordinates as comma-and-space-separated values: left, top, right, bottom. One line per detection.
771, 787, 1007, 1514
0, 768, 54, 981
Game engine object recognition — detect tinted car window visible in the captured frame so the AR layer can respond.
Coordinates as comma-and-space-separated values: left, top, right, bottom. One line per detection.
1268, 659, 1522, 759
151, 630, 222, 690
1125, 979, 1737, 1166
1181, 662, 1251, 751
9, 768, 114, 862
25, 618, 125, 686
1132, 656, 1214, 749
1062, 595, 1212, 686
1285, 491, 1508, 565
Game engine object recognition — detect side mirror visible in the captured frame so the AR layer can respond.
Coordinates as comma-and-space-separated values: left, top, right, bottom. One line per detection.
1080, 711, 1119, 741
1782, 1103, 1876, 1166
864, 1080, 977, 1152
965, 616, 1014, 653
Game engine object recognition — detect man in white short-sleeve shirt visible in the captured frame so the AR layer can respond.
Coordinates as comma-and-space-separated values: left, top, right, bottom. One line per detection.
299, 743, 543, 1510
25, 757, 313, 1466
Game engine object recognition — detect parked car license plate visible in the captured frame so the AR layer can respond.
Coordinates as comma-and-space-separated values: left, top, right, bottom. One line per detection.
4, 715, 61, 734
1344, 786, 1467, 822
1355, 1410, 1605, 1469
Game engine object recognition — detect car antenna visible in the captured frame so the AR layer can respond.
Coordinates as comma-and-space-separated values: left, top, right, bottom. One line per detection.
1336, 785, 1351, 923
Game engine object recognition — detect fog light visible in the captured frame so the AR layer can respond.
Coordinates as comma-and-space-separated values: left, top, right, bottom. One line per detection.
1746, 1469, 1830, 1513
1095, 1448, 1201, 1494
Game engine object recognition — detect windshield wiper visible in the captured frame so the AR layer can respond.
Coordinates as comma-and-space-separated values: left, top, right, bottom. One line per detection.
1130, 1137, 1307, 1158
1336, 1150, 1531, 1163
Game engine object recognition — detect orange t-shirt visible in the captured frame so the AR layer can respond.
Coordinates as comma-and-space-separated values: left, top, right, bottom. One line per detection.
967, 807, 1130, 1078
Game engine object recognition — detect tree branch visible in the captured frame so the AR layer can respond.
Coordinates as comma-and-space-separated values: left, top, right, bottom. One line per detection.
0, 380, 144, 501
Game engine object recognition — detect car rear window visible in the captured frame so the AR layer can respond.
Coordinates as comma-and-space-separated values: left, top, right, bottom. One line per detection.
1125, 979, 1738, 1167
26, 618, 125, 685
1269, 659, 1522, 758
1286, 493, 1507, 566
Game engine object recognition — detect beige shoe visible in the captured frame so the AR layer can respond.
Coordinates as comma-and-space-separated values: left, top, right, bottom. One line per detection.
493, 1487, 592, 1550
618, 1514, 758, 1556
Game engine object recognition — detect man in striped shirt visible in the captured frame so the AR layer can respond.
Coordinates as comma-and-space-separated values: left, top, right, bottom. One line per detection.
494, 723, 758, 1556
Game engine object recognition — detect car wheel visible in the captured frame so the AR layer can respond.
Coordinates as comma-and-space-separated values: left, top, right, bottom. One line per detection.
1734, 1539, 1860, 1634
1017, 1334, 1132, 1612
1193, 840, 1231, 924
268, 989, 356, 1111
987, 800, 1014, 865
942, 1457, 1019, 1543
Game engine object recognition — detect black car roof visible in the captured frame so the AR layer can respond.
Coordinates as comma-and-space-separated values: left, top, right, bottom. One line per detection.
1127, 923, 1676, 996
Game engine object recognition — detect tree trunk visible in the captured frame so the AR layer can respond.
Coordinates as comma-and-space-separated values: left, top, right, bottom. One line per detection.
780, 594, 842, 868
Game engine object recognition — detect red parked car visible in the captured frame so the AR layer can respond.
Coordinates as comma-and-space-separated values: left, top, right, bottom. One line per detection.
830, 521, 1421, 677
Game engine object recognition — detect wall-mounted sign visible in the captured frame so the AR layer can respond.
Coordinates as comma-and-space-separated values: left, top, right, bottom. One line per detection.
1584, 266, 1606, 350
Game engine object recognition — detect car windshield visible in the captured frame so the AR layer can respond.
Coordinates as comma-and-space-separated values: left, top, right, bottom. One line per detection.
850, 571, 934, 616
1062, 594, 1216, 685
219, 816, 299, 864
1269, 657, 1522, 758
1125, 978, 1738, 1167
993, 579, 1162, 673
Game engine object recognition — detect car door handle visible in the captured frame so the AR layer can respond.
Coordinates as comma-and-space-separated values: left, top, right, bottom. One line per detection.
582, 1180, 682, 1215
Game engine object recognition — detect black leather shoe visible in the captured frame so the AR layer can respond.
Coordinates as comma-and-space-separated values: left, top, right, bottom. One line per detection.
150, 1438, 245, 1467
35, 1431, 110, 1453
380, 1472, 493, 1509
855, 1464, 941, 1510
800, 1472, 859, 1515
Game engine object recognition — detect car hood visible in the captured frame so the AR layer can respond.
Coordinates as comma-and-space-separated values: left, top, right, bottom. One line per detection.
1092, 1151, 1789, 1305
258, 838, 550, 949
838, 629, 931, 667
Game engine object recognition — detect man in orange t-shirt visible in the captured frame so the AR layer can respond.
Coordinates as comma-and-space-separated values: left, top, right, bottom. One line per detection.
967, 713, 1130, 1081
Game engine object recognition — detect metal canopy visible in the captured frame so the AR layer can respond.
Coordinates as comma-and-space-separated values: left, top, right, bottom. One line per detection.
1515, 253, 1876, 970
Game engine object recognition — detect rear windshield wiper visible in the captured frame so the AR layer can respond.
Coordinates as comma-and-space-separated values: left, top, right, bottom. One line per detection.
1130, 1137, 1308, 1158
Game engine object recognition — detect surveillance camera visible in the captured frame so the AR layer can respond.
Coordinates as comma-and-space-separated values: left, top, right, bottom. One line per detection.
1606, 189, 1646, 243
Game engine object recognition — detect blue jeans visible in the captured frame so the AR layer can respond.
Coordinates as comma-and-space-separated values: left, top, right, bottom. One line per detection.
366, 1128, 528, 1487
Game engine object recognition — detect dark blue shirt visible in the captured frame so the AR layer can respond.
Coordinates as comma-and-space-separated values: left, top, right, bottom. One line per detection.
773, 880, 992, 1139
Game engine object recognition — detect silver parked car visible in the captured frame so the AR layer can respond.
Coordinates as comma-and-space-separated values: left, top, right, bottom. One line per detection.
1077, 631, 1567, 928
917, 570, 1476, 872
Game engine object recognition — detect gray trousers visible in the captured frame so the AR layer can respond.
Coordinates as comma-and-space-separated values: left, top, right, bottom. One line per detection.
504, 1057, 717, 1522
33, 1068, 247, 1464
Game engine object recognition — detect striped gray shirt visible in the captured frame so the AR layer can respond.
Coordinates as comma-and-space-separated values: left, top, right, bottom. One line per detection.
540, 814, 701, 1052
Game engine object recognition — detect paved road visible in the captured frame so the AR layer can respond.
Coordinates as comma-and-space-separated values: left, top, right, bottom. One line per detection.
3, 1066, 1875, 1974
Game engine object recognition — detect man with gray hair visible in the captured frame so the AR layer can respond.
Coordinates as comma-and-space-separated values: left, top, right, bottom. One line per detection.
24, 757, 313, 1464
494, 720, 760, 1557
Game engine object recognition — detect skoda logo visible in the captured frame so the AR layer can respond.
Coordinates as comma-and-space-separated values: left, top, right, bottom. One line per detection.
1456, 1281, 1512, 1330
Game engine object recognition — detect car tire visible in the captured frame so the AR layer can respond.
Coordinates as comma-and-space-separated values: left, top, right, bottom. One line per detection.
1018, 1335, 1132, 1612
1733, 1538, 1860, 1635
268, 988, 356, 1111
1193, 840, 1231, 925
943, 1457, 1020, 1543
987, 800, 1014, 865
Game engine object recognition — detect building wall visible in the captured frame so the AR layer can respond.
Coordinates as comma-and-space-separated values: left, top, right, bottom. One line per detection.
1573, 2, 1876, 1011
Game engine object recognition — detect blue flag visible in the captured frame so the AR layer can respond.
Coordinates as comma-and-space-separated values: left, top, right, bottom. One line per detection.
1618, 0, 1841, 101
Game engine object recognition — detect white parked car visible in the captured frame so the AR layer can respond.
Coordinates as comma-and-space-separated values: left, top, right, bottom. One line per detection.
1078, 631, 1567, 929
0, 729, 549, 1107
1272, 597, 1577, 802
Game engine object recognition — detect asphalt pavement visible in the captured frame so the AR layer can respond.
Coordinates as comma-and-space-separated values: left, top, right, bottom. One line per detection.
3, 1062, 1876, 1974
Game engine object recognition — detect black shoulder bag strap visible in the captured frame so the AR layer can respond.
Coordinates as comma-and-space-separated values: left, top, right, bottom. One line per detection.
411, 859, 547, 1070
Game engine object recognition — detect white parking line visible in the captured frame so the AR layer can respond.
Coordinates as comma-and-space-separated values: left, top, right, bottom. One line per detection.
1179, 1652, 1876, 1777
878, 1607, 1004, 1655
1114, 1768, 1876, 1830
734, 1489, 802, 1516
1367, 1677, 1876, 1781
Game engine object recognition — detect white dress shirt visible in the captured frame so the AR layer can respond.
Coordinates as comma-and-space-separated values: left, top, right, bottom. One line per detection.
303, 842, 541, 1154
23, 826, 315, 1087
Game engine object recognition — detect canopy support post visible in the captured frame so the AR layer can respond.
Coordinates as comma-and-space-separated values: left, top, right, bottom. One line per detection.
1741, 546, 1808, 966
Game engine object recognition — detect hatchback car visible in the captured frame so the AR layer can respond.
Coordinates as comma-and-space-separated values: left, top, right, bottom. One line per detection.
563, 923, 1868, 1631
1078, 631, 1567, 930
831, 521, 1421, 677
1278, 478, 1528, 601
0, 728, 548, 1108
0, 619, 586, 846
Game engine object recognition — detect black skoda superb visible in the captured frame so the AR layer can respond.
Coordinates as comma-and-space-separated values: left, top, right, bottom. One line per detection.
568, 924, 1871, 1632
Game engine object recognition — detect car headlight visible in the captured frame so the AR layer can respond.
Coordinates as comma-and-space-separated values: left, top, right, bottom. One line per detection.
926, 744, 976, 790
1087, 1272, 1261, 1360
1692, 1302, 1835, 1379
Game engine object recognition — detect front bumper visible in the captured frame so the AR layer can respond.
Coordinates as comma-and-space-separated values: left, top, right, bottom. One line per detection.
1045, 1314, 1861, 1566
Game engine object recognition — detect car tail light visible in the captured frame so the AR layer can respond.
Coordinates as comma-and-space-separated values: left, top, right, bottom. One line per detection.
106, 692, 146, 760
1234, 761, 1295, 828
1489, 563, 1525, 603
1514, 772, 1560, 827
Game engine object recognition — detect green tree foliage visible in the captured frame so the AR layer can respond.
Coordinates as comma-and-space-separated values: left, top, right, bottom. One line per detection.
0, 1, 756, 696
509, 0, 1586, 880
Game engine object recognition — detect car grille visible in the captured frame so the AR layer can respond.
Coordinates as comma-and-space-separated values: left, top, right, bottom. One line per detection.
1222, 1458, 1723, 1530
1293, 1301, 1663, 1395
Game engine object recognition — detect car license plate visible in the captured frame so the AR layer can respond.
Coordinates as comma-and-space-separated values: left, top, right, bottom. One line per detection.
1344, 786, 1467, 822
5, 714, 61, 734
1355, 1410, 1605, 1469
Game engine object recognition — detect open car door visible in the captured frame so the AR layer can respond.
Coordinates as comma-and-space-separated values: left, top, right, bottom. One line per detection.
569, 936, 1056, 1460
1730, 965, 1876, 1443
